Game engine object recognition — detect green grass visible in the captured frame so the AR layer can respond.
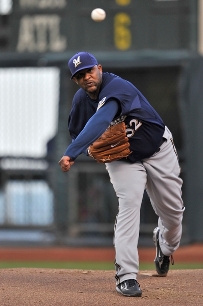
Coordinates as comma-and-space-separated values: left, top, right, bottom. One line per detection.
140, 262, 203, 270
0, 261, 203, 270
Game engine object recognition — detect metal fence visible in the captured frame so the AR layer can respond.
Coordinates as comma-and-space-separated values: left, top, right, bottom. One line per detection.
0, 67, 59, 235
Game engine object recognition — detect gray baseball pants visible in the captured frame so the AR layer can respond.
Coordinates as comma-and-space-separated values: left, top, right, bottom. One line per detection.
105, 126, 185, 284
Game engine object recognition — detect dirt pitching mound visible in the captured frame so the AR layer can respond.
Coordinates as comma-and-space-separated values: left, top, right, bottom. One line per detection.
1, 268, 202, 306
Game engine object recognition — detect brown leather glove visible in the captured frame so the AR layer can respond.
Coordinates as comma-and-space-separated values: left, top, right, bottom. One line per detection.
88, 121, 131, 163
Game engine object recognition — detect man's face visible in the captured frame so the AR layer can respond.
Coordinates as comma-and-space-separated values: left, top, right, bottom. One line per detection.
73, 65, 103, 99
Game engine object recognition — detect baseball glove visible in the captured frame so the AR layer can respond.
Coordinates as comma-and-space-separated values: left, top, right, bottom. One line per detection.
88, 121, 131, 163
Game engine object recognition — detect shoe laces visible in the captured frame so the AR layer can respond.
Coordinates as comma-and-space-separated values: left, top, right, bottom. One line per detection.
125, 279, 137, 287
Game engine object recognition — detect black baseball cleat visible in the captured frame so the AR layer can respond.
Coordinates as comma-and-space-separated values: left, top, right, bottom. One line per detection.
116, 279, 142, 297
153, 227, 174, 276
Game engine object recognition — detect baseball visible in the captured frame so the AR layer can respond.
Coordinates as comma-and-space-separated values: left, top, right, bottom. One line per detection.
91, 8, 106, 22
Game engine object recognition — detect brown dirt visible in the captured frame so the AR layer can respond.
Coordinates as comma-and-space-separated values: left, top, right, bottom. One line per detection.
0, 244, 203, 305
1, 268, 203, 305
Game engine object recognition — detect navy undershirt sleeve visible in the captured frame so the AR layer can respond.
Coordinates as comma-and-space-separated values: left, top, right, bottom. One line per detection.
64, 100, 119, 160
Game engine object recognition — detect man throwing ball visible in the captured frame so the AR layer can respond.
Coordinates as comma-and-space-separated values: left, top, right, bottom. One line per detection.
59, 52, 185, 297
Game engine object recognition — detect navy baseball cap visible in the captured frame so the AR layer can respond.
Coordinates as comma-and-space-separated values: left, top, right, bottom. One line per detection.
68, 52, 98, 79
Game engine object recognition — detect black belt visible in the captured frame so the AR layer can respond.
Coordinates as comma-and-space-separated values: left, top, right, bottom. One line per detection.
159, 137, 166, 147
155, 137, 166, 153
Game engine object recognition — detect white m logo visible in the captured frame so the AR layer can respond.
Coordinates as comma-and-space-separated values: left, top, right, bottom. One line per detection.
73, 56, 81, 68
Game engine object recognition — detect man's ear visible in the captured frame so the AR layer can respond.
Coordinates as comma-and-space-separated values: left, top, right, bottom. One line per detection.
98, 64, 102, 72
72, 77, 78, 85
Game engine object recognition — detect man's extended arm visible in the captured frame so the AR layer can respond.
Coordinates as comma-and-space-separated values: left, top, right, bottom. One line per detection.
59, 100, 119, 171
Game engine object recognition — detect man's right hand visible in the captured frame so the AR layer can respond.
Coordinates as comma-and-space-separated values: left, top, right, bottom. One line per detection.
58, 156, 74, 172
